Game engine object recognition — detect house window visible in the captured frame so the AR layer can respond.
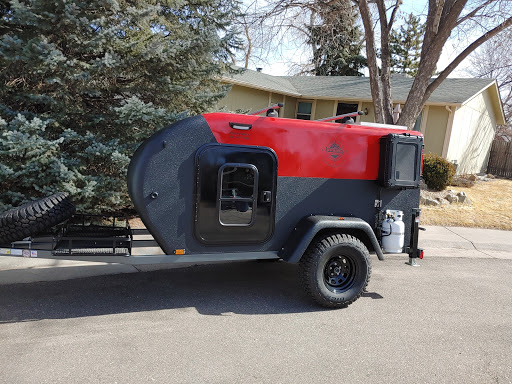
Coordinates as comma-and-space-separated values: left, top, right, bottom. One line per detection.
336, 102, 359, 123
218, 164, 258, 226
296, 101, 313, 120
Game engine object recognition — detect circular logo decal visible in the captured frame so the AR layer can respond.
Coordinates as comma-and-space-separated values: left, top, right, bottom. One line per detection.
322, 137, 345, 167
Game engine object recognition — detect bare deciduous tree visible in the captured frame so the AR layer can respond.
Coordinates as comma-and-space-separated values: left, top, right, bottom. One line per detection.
237, 0, 362, 74
236, 0, 313, 72
354, 0, 512, 128
467, 29, 512, 138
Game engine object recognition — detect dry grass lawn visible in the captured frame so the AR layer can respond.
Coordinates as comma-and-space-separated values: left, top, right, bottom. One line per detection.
420, 178, 512, 230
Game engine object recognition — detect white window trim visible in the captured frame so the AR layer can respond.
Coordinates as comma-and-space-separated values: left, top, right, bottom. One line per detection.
296, 99, 316, 120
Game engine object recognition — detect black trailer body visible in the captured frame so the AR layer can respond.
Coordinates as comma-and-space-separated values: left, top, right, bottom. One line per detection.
127, 113, 423, 265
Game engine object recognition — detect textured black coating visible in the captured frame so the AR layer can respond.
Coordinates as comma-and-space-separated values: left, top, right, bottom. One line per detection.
127, 115, 218, 255
0, 193, 75, 244
279, 215, 384, 263
272, 178, 380, 252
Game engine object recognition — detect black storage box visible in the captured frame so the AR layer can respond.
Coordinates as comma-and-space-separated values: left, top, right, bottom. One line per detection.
378, 133, 423, 188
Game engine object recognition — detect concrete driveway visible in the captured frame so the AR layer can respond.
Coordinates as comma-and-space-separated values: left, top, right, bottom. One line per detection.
1, 256, 511, 384
0, 226, 511, 383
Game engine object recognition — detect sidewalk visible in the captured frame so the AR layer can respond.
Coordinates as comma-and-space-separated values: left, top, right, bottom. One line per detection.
419, 226, 512, 259
0, 226, 510, 285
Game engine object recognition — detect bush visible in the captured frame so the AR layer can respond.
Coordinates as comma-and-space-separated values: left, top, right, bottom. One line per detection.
422, 153, 456, 191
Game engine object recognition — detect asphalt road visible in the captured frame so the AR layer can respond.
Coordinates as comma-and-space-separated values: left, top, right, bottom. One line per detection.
1, 256, 511, 384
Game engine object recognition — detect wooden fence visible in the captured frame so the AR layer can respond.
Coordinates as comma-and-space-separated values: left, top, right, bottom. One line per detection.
487, 139, 512, 178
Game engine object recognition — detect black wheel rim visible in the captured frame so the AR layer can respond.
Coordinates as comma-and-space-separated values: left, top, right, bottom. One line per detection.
323, 255, 357, 293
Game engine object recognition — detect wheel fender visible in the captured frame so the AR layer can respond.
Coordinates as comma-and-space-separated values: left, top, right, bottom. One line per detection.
279, 215, 385, 263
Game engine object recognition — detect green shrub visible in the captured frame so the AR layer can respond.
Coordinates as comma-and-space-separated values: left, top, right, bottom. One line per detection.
422, 153, 456, 191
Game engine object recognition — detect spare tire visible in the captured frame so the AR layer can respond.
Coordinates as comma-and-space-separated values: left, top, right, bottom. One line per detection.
0, 192, 76, 244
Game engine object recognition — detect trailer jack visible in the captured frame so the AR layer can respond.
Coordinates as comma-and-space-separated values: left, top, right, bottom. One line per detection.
406, 208, 424, 266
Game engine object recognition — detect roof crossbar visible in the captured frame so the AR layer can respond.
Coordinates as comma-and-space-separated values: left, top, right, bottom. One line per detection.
317, 111, 365, 123
250, 103, 284, 115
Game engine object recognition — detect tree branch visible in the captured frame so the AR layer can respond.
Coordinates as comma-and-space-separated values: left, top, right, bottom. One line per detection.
388, 0, 401, 29
423, 16, 512, 104
456, 0, 494, 26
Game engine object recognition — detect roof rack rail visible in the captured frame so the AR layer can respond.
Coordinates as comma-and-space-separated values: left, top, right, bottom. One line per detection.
250, 103, 284, 115
317, 110, 365, 123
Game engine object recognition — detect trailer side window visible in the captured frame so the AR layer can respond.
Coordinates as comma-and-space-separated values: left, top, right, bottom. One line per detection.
219, 164, 258, 226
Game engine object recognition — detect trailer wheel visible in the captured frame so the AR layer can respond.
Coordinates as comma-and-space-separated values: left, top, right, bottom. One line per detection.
300, 233, 371, 308
0, 192, 75, 244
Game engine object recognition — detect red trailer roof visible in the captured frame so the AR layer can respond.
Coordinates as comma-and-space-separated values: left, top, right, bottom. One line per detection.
204, 113, 422, 180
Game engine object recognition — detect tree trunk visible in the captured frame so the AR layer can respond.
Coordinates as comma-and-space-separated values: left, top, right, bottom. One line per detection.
397, 0, 466, 128
376, 0, 397, 125
357, 0, 385, 123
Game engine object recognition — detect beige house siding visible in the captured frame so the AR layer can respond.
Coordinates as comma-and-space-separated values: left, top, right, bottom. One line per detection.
360, 102, 375, 123
283, 96, 298, 118
446, 88, 497, 174
423, 106, 449, 156
270, 93, 283, 105
218, 84, 270, 113
315, 99, 336, 120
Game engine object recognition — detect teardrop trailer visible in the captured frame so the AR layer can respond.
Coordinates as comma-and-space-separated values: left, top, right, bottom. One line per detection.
0, 105, 425, 308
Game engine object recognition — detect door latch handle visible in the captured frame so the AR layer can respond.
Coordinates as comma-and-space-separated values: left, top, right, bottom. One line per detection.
262, 191, 272, 203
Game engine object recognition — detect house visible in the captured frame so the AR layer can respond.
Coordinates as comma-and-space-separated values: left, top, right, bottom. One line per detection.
217, 69, 505, 175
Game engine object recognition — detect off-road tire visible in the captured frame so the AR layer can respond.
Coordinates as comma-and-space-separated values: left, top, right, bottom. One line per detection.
300, 233, 371, 308
0, 193, 75, 244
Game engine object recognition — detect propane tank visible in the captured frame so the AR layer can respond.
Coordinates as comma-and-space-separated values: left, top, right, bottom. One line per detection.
381, 210, 405, 253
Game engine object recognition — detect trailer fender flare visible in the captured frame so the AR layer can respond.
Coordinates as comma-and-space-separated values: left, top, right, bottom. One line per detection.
279, 215, 385, 263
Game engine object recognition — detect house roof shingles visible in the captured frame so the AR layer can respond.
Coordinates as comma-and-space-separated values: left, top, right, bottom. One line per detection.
227, 69, 300, 96
224, 69, 496, 105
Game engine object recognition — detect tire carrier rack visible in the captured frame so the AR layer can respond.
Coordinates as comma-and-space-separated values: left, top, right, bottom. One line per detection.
53, 214, 132, 257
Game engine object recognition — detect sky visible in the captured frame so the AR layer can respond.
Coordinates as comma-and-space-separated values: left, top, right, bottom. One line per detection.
248, 0, 474, 78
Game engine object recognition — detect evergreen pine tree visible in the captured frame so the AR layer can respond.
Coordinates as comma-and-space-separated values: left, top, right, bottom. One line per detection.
0, 0, 240, 212
389, 13, 425, 77
309, 0, 366, 76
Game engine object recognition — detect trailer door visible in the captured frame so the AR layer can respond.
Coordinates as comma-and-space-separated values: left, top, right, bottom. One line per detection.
195, 144, 278, 245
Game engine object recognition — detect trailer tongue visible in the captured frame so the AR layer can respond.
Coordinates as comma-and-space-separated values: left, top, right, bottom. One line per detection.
0, 110, 424, 308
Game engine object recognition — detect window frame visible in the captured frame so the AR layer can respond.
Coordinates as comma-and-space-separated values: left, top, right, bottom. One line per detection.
217, 163, 259, 227
335, 101, 359, 123
296, 100, 315, 120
